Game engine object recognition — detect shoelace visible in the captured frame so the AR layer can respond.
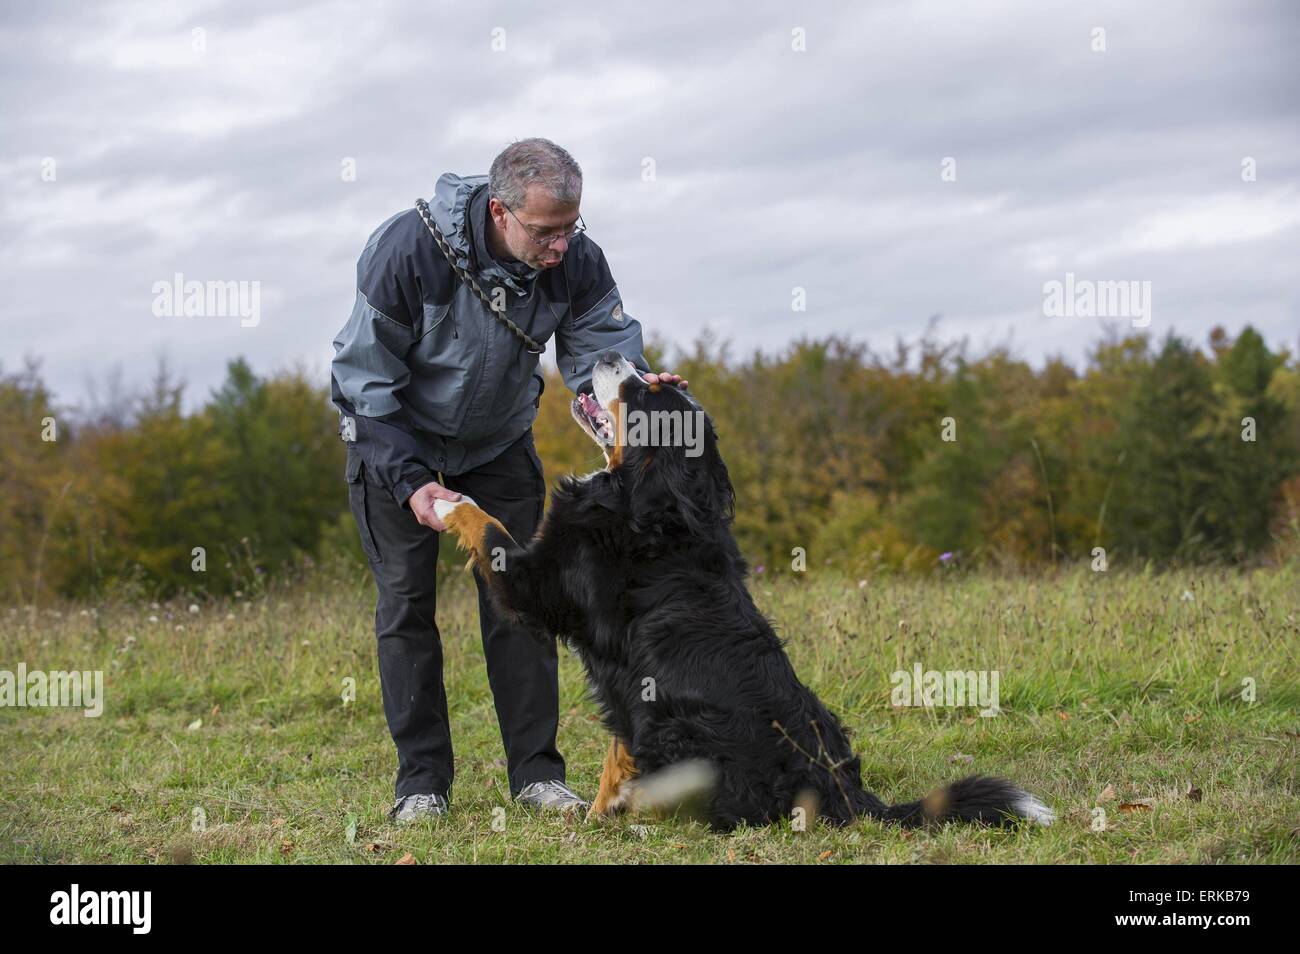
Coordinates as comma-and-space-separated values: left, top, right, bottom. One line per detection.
398, 793, 444, 812
532, 780, 583, 803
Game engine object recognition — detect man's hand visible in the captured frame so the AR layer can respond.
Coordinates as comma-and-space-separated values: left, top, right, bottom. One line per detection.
643, 371, 689, 390
408, 481, 463, 532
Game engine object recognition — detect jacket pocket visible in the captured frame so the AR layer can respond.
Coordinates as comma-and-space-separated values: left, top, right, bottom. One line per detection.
346, 453, 383, 565
547, 299, 571, 328
408, 299, 475, 436
417, 301, 452, 338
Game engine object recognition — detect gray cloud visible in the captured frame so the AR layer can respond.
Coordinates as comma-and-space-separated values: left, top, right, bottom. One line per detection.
2, 0, 1297, 410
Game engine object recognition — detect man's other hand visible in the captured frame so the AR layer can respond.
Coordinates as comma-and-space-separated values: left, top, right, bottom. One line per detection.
643, 371, 689, 390
408, 481, 463, 532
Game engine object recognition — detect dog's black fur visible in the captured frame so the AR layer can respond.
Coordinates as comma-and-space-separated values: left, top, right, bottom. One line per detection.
461, 356, 1050, 831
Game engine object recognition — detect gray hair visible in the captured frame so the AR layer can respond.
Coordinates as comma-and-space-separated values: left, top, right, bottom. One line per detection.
489, 138, 583, 210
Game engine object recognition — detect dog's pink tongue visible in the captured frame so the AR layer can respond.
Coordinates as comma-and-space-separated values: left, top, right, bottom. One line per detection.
579, 393, 602, 417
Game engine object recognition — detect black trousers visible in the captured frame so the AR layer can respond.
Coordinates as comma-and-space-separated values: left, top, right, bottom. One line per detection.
346, 430, 564, 799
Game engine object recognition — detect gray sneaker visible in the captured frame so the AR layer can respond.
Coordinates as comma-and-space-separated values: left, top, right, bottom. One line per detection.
389, 792, 449, 823
515, 780, 589, 814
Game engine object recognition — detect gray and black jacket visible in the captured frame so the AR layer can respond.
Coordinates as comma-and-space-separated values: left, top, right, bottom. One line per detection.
331, 173, 648, 506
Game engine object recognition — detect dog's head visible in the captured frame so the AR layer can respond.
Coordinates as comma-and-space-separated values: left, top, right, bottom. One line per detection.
570, 351, 734, 536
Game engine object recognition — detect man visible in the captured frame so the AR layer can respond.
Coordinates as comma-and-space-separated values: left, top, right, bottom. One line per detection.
331, 138, 687, 822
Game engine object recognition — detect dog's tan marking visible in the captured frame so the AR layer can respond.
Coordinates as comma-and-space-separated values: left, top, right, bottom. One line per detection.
589, 736, 637, 818
606, 397, 625, 470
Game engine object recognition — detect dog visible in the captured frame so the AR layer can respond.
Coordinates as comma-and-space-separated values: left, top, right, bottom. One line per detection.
435, 351, 1054, 831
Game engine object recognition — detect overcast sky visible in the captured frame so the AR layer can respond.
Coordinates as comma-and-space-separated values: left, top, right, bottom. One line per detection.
2, 0, 1297, 411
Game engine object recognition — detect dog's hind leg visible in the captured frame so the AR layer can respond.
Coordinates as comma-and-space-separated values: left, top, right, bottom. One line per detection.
588, 737, 637, 819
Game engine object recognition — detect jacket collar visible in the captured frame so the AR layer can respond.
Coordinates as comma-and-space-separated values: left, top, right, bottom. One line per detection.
430, 173, 539, 297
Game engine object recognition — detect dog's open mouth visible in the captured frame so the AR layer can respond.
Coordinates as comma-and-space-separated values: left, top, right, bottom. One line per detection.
571, 391, 615, 448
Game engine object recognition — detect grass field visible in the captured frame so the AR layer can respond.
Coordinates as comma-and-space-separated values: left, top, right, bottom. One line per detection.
2, 561, 1297, 864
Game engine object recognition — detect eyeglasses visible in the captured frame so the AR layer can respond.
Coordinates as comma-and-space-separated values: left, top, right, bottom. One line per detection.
502, 202, 586, 248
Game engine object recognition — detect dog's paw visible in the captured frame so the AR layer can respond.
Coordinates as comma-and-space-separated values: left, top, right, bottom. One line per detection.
587, 787, 632, 822
433, 495, 477, 522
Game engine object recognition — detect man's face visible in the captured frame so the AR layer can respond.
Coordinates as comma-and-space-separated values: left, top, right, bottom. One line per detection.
489, 184, 581, 270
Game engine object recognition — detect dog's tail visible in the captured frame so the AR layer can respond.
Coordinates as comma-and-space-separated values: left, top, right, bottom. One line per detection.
623, 759, 718, 822
867, 775, 1054, 828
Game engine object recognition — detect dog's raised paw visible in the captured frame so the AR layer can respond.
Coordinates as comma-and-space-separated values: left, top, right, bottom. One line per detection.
433, 496, 477, 522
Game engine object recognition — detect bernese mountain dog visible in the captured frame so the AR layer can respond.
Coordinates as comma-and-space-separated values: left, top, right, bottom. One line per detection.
435, 350, 1054, 831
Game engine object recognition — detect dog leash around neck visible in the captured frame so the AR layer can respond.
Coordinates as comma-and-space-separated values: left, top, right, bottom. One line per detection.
414, 197, 545, 354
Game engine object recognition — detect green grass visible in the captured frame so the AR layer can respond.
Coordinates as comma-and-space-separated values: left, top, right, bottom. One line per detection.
1, 562, 1296, 864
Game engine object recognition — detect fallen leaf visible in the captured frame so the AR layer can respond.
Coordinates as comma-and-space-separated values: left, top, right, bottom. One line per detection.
818, 850, 833, 861
1118, 800, 1155, 813
1184, 712, 1202, 724
948, 753, 975, 765
186, 718, 202, 731
1055, 711, 1071, 722
395, 852, 416, 865
1097, 784, 1117, 804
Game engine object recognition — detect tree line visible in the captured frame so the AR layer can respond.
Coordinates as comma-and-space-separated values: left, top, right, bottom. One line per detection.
2, 325, 1297, 604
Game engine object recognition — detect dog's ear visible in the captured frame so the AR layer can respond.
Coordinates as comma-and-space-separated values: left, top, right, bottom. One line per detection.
708, 439, 736, 526
624, 422, 732, 538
